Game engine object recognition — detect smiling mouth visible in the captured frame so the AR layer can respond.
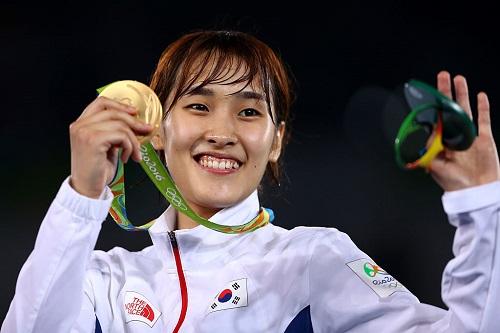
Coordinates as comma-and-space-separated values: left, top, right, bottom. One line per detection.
194, 154, 241, 172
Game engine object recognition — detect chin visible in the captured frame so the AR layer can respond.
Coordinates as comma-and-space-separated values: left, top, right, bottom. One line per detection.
169, 159, 259, 213
191, 187, 248, 210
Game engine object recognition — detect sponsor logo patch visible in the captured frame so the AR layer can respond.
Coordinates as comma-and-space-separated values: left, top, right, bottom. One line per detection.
346, 258, 409, 298
207, 278, 248, 315
124, 291, 161, 327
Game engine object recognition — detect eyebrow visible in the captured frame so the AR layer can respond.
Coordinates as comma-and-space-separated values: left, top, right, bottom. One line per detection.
187, 86, 265, 101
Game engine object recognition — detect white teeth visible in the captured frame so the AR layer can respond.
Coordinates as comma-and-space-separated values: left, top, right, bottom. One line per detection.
197, 155, 241, 171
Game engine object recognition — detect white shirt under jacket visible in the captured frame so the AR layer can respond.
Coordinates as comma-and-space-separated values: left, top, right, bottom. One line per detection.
2, 176, 500, 333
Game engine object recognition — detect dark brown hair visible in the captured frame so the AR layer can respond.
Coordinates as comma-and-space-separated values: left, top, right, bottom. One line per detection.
149, 30, 294, 184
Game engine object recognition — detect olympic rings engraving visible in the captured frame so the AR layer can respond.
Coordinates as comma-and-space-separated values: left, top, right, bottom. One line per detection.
165, 188, 187, 210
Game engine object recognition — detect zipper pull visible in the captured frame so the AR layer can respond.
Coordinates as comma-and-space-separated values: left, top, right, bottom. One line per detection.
168, 231, 178, 248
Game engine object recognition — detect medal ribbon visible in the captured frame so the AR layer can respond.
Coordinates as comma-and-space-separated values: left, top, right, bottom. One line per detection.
108, 140, 274, 234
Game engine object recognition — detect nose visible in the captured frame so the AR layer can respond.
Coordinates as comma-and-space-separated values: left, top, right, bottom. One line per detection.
204, 112, 238, 147
206, 133, 237, 147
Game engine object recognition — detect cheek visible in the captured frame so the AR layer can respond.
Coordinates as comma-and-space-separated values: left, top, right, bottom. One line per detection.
243, 124, 275, 163
163, 112, 200, 159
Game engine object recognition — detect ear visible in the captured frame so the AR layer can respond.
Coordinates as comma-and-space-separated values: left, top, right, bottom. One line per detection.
151, 125, 165, 150
269, 121, 285, 163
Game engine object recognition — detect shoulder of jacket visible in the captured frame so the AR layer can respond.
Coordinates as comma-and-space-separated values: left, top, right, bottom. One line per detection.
262, 224, 356, 252
88, 245, 156, 269
269, 224, 351, 241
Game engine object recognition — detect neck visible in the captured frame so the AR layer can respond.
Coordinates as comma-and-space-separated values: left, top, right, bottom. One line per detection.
175, 203, 222, 230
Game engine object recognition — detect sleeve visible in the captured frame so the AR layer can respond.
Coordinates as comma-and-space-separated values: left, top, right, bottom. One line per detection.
1, 176, 113, 333
440, 180, 500, 333
309, 181, 500, 333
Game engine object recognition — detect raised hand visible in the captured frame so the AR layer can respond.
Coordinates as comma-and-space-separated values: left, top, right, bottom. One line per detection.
428, 71, 500, 192
69, 96, 154, 198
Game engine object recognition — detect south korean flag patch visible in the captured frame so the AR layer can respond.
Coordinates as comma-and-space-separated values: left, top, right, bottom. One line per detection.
207, 278, 248, 315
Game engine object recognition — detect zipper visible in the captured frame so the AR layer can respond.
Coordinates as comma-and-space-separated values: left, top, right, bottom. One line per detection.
168, 231, 188, 333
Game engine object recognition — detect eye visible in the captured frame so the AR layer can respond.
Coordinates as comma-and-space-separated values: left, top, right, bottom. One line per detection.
238, 108, 261, 117
186, 103, 208, 112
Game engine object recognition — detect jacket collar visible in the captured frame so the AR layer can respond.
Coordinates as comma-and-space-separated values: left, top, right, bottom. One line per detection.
147, 190, 261, 268
148, 190, 260, 239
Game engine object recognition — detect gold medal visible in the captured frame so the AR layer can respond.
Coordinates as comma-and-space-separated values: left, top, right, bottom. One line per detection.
98, 80, 163, 143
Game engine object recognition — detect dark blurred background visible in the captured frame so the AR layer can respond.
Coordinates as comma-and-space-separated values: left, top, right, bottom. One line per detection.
1, 0, 499, 320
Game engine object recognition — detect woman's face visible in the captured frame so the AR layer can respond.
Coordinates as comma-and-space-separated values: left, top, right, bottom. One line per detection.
153, 66, 284, 217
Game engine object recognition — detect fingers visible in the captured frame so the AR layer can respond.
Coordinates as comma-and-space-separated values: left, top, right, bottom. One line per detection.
78, 96, 137, 121
437, 71, 453, 99
91, 120, 144, 162
477, 92, 492, 137
453, 75, 473, 119
96, 129, 138, 163
84, 108, 153, 134
71, 96, 155, 164
438, 71, 473, 119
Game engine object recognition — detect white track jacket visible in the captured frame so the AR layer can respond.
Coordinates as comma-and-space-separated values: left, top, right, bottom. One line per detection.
2, 176, 500, 332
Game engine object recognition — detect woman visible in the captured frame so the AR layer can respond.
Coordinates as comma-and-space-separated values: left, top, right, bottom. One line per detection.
2, 30, 500, 332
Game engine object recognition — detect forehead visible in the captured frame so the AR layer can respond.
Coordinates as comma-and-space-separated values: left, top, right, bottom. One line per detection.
185, 55, 265, 94
186, 81, 265, 100
185, 85, 267, 107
